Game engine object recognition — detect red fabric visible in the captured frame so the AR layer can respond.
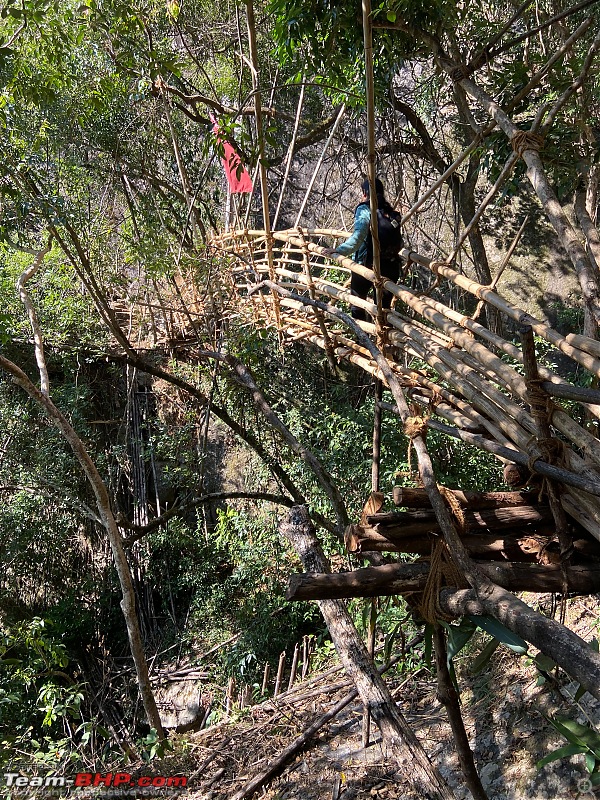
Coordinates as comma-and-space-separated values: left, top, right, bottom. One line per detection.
211, 117, 253, 194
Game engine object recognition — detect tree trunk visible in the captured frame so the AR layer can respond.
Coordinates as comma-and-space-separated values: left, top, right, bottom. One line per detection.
0, 355, 165, 739
392, 487, 535, 509
280, 506, 456, 800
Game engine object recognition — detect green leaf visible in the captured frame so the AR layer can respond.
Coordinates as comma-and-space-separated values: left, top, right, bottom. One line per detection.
467, 615, 528, 654
442, 617, 477, 663
470, 637, 500, 675
537, 743, 586, 768
386, 10, 396, 23
547, 716, 600, 757
586, 753, 597, 773
534, 653, 556, 672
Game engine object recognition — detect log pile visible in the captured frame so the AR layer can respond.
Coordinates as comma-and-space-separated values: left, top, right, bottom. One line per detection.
286, 486, 600, 601
344, 487, 600, 570
283, 486, 600, 604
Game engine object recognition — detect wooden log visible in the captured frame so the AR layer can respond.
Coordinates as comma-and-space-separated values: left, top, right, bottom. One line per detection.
261, 662, 270, 696
350, 531, 600, 561
287, 561, 600, 601
365, 504, 553, 537
392, 487, 538, 509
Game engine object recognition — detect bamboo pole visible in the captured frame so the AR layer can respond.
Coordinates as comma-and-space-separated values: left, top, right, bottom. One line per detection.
245, 0, 281, 330
273, 75, 306, 230
362, 0, 384, 333
472, 215, 529, 321
292, 105, 346, 228
288, 643, 300, 691
520, 325, 573, 566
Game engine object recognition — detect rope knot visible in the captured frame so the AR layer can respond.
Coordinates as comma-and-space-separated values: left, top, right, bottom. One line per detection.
511, 130, 545, 157
450, 65, 470, 82
404, 415, 428, 439
418, 539, 469, 623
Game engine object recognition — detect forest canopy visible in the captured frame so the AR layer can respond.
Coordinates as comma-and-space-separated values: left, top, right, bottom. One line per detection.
2, 1, 600, 797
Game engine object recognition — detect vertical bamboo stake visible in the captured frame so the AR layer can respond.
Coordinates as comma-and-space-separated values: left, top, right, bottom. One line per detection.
363, 378, 383, 746
274, 651, 286, 697
372, 379, 383, 491
288, 643, 300, 690
362, 0, 384, 736
299, 229, 338, 371
361, 0, 384, 336
261, 662, 271, 696
226, 677, 235, 715
301, 635, 310, 680
245, 0, 282, 331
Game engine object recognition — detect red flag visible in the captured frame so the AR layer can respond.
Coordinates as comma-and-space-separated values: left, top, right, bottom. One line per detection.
211, 116, 253, 194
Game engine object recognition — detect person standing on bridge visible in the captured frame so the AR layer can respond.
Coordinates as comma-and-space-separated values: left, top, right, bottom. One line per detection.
323, 178, 403, 321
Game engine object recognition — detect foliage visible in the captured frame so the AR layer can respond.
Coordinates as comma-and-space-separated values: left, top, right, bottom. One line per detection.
440, 615, 527, 687
538, 716, 600, 786
0, 617, 91, 771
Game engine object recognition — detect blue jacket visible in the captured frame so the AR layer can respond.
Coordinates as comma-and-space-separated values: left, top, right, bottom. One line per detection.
334, 203, 370, 265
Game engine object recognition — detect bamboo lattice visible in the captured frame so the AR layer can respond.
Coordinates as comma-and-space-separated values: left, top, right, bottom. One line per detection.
209, 226, 600, 543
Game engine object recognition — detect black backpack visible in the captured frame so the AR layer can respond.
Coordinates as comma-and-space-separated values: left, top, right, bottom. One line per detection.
361, 203, 404, 262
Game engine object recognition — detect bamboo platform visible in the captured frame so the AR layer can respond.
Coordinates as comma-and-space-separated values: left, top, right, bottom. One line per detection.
208, 226, 600, 596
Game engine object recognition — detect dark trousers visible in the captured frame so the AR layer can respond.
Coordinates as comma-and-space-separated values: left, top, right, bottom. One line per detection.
351, 257, 400, 320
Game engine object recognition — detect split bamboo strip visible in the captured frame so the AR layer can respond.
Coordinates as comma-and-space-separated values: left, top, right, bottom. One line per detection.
285, 316, 513, 453
385, 317, 537, 452
399, 247, 600, 378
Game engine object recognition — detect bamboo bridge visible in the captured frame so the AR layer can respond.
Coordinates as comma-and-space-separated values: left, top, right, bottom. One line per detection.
209, 226, 600, 599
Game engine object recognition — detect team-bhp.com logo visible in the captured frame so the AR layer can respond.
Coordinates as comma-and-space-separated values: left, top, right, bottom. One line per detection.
3, 773, 188, 790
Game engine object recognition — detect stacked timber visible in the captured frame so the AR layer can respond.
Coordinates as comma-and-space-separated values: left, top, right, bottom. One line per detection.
285, 487, 600, 602
345, 487, 600, 567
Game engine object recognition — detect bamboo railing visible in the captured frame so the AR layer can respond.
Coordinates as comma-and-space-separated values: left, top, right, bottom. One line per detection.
210, 227, 600, 542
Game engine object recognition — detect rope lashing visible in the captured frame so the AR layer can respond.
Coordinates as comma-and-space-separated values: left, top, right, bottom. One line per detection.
427, 387, 444, 413
404, 415, 429, 440
404, 414, 428, 478
418, 538, 468, 624
422, 260, 448, 296
438, 485, 466, 536
429, 260, 448, 276
450, 65, 471, 83
416, 485, 470, 623
524, 375, 568, 499
526, 377, 553, 419
511, 130, 545, 157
